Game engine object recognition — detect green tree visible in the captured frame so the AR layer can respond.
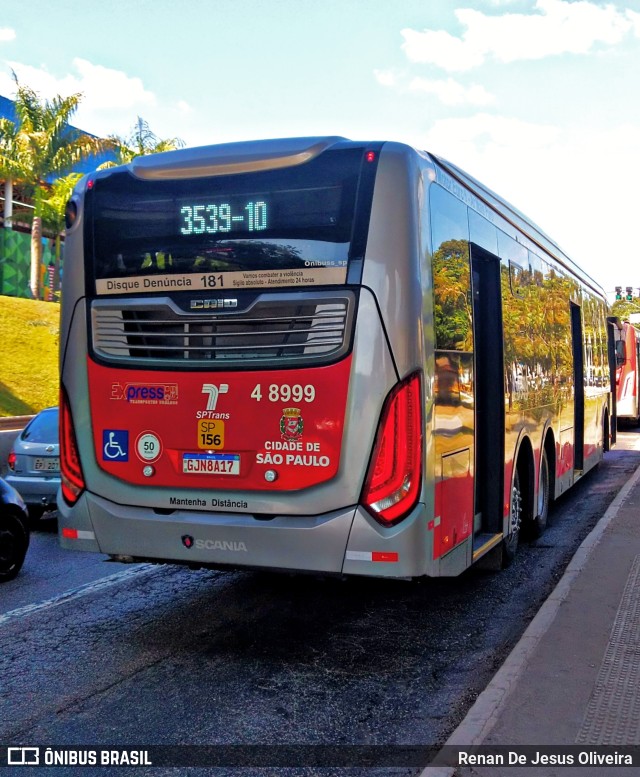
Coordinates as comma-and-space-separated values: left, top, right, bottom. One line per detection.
0, 74, 110, 299
0, 115, 23, 229
432, 239, 473, 351
38, 172, 83, 298
611, 297, 640, 319
98, 116, 184, 169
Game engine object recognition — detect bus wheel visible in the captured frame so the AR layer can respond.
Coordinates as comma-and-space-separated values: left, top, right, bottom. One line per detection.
502, 466, 523, 566
530, 450, 550, 539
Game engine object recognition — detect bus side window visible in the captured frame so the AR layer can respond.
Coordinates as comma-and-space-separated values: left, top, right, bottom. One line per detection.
430, 184, 472, 352
469, 209, 498, 256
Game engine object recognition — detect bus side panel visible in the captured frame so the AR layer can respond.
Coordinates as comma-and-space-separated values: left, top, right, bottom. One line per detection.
359, 142, 424, 380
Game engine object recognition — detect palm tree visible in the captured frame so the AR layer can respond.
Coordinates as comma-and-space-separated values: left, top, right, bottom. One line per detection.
0, 74, 111, 299
37, 172, 83, 299
98, 116, 184, 169
0, 116, 24, 229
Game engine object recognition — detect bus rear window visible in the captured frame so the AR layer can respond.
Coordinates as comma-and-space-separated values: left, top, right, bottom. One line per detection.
88, 147, 365, 295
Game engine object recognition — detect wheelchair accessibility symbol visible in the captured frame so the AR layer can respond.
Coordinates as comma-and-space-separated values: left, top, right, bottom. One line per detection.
103, 430, 129, 461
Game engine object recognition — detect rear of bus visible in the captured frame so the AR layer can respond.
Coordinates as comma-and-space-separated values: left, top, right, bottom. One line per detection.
614, 320, 640, 423
58, 137, 431, 578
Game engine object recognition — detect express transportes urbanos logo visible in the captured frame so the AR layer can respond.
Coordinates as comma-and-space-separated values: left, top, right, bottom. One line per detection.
110, 382, 179, 404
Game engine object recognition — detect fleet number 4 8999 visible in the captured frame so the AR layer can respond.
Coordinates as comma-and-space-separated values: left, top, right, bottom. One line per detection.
250, 384, 316, 402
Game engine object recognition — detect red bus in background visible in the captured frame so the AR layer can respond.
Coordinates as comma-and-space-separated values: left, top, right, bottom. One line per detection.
613, 319, 640, 425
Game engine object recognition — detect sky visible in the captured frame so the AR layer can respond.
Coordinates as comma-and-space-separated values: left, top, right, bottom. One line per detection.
1, 0, 639, 298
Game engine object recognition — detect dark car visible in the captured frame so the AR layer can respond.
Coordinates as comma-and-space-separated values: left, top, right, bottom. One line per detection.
0, 476, 30, 581
6, 407, 60, 520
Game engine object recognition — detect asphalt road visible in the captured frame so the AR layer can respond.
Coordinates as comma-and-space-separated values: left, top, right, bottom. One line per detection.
1, 432, 640, 776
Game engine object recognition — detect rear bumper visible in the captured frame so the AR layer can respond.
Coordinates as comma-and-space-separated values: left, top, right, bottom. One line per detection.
5, 474, 60, 506
58, 491, 435, 578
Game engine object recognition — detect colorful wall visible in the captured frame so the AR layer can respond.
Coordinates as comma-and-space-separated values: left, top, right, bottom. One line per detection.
0, 230, 59, 300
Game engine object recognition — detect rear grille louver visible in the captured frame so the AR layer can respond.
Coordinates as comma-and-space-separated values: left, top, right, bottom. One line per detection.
91, 292, 354, 367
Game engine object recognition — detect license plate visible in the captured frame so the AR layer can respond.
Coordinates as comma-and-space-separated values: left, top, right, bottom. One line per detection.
183, 453, 240, 475
34, 457, 60, 472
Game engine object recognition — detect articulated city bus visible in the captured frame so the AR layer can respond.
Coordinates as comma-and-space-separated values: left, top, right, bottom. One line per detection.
612, 319, 640, 424
59, 137, 612, 577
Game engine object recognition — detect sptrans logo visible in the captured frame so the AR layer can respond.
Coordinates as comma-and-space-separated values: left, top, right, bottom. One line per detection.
201, 383, 228, 411
110, 382, 178, 405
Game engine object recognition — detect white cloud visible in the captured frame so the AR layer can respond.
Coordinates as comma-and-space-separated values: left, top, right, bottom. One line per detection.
375, 68, 495, 106
422, 112, 560, 157
402, 27, 484, 72
0, 58, 157, 137
373, 68, 398, 88
71, 59, 156, 111
402, 0, 640, 72
408, 76, 495, 106
626, 9, 640, 36
0, 28, 16, 42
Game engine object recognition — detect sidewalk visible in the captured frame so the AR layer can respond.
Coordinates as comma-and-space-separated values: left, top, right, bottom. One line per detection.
422, 452, 640, 777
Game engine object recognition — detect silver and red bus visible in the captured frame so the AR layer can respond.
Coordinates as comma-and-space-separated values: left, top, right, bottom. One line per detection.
58, 137, 612, 577
612, 319, 640, 424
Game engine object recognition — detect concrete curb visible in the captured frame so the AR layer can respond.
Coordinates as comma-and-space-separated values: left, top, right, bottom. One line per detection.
418, 462, 640, 777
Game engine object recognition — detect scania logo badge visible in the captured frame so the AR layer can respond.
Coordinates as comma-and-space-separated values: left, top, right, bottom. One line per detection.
190, 299, 238, 310
181, 535, 194, 549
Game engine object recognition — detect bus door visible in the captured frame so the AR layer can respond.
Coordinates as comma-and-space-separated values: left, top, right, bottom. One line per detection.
470, 244, 505, 542
570, 302, 585, 471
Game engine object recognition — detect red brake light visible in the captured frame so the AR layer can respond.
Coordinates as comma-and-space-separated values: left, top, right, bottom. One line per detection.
361, 372, 423, 526
366, 151, 376, 163
7, 451, 16, 471
60, 386, 85, 505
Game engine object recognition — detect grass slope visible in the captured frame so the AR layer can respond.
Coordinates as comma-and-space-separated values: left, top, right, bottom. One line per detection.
0, 295, 60, 416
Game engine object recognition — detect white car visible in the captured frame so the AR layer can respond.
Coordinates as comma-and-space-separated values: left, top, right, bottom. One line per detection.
6, 407, 60, 520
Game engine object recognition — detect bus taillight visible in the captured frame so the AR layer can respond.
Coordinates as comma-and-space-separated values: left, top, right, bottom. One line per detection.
60, 387, 85, 505
361, 372, 423, 526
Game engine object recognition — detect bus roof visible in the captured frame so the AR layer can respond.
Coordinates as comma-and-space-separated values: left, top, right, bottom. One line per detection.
129, 136, 348, 180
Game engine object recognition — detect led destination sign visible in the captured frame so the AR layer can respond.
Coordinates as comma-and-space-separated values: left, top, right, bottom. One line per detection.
179, 200, 268, 236
89, 146, 367, 292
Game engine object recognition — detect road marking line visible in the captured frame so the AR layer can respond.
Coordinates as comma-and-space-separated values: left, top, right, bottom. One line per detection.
0, 564, 161, 626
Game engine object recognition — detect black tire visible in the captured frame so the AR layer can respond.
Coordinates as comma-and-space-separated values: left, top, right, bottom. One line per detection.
502, 466, 523, 566
530, 450, 550, 539
0, 509, 30, 582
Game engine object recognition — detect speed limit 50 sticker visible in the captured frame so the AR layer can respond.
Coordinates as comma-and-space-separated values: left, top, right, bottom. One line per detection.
136, 431, 162, 462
